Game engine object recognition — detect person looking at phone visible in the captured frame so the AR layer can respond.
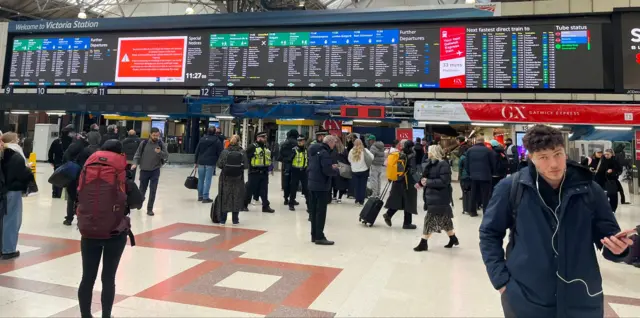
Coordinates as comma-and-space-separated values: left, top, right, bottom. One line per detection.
132, 127, 168, 216
479, 125, 634, 318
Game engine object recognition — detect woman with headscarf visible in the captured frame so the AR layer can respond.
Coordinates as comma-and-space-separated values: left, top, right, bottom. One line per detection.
382, 140, 418, 229
348, 139, 373, 206
216, 135, 247, 224
1, 132, 34, 260
414, 145, 459, 252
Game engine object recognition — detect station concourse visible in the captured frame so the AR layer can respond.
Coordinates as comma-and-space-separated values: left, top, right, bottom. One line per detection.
0, 165, 636, 317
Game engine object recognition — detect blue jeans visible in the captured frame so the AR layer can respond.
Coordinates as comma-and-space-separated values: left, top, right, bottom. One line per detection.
352, 170, 370, 204
197, 165, 215, 200
2, 191, 23, 254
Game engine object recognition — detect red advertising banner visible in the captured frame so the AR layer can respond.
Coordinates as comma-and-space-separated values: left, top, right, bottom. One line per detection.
396, 128, 413, 141
636, 130, 640, 161
439, 27, 466, 89
414, 101, 640, 125
116, 36, 187, 83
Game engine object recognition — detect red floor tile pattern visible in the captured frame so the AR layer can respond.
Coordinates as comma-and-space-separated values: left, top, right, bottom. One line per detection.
0, 233, 80, 275
134, 223, 341, 316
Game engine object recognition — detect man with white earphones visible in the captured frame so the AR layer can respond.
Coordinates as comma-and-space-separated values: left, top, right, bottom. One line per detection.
479, 125, 635, 318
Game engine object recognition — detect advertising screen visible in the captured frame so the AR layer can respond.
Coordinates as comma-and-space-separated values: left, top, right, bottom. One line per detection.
619, 12, 640, 92
6, 18, 608, 90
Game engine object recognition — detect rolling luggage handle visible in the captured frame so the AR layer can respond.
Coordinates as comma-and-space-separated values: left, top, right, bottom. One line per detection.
378, 181, 392, 200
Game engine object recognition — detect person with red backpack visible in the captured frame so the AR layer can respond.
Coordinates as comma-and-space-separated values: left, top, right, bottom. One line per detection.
76, 140, 142, 318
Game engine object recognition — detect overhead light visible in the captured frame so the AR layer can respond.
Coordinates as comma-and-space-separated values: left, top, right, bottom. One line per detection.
149, 114, 169, 118
174, 120, 180, 123
418, 121, 449, 125
353, 119, 381, 124
594, 126, 632, 131
185, 7, 195, 15
298, 0, 305, 7
216, 115, 234, 120
465, 0, 476, 4
46, 112, 66, 116
101, 113, 119, 117
10, 111, 29, 115
549, 125, 563, 129
77, 9, 87, 19
472, 122, 504, 127
280, 118, 305, 121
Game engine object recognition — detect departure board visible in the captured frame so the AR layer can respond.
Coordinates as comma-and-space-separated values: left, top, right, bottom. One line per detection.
5, 21, 606, 90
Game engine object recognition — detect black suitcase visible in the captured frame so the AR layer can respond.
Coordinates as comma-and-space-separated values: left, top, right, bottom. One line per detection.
359, 182, 391, 227
210, 195, 221, 224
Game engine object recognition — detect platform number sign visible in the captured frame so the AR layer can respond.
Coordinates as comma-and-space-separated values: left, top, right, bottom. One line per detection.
200, 87, 211, 97
95, 88, 108, 96
3, 86, 13, 95
36, 87, 47, 95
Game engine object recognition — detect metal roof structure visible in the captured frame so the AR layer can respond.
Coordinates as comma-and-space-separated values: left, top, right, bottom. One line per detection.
0, 0, 369, 20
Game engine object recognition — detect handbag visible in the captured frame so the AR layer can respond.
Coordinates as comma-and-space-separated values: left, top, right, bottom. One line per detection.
338, 162, 352, 179
184, 168, 199, 190
604, 179, 618, 194
48, 161, 81, 188
364, 151, 373, 168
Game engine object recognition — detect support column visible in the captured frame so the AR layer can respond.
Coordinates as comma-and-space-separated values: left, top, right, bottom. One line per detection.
188, 117, 199, 154
257, 118, 264, 133
241, 118, 249, 149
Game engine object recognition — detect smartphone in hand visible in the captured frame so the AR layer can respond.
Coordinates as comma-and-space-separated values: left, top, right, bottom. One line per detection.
615, 229, 638, 239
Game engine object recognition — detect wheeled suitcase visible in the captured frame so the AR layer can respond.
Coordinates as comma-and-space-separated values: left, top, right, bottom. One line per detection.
359, 182, 391, 227
210, 195, 221, 224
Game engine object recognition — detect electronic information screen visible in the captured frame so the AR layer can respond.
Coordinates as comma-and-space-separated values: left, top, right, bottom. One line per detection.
6, 20, 606, 90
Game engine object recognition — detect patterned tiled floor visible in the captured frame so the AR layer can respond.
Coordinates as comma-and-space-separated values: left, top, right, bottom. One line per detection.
1, 166, 639, 317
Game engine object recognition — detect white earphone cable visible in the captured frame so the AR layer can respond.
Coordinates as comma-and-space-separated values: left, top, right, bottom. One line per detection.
534, 170, 603, 298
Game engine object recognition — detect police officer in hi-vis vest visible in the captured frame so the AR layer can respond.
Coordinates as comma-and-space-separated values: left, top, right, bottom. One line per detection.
289, 136, 309, 211
244, 132, 275, 213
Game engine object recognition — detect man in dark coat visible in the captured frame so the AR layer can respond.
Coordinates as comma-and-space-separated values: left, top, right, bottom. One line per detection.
48, 125, 74, 198
194, 127, 224, 203
62, 133, 100, 226
613, 144, 630, 205
479, 125, 634, 318
122, 130, 141, 179
307, 135, 338, 246
465, 137, 496, 217
100, 124, 119, 146
279, 129, 299, 203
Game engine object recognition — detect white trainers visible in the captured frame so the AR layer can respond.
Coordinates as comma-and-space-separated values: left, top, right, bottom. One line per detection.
252, 200, 260, 206
337, 199, 342, 204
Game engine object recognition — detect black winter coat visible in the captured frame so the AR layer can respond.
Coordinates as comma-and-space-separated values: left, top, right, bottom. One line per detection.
216, 145, 247, 213
465, 143, 496, 181
101, 132, 119, 146
195, 134, 223, 166
1, 149, 32, 192
122, 136, 141, 161
331, 148, 350, 191
308, 143, 337, 192
279, 138, 298, 165
384, 151, 418, 214
48, 138, 65, 166
422, 159, 453, 217
480, 162, 627, 318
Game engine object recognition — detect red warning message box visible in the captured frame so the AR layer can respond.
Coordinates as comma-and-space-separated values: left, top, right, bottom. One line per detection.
115, 36, 187, 83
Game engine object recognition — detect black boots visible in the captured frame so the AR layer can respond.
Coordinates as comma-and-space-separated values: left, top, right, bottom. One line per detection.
444, 235, 460, 248
414, 239, 428, 252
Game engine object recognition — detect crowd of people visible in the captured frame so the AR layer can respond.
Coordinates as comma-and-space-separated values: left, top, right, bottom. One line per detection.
0, 123, 636, 318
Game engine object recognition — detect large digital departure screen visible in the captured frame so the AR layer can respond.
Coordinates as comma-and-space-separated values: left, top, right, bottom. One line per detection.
6, 19, 607, 90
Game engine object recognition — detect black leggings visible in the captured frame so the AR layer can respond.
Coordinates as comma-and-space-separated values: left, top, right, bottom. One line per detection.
78, 233, 127, 318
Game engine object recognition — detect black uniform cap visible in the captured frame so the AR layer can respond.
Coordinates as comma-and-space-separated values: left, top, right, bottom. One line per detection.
315, 130, 329, 136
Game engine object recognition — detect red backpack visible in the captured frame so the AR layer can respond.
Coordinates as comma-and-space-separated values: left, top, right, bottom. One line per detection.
76, 151, 133, 243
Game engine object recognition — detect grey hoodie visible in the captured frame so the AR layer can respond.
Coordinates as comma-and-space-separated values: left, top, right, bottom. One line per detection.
369, 141, 385, 166
87, 130, 101, 146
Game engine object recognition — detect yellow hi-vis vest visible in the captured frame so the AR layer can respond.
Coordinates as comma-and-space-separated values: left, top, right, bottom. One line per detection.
292, 148, 308, 169
251, 144, 272, 167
